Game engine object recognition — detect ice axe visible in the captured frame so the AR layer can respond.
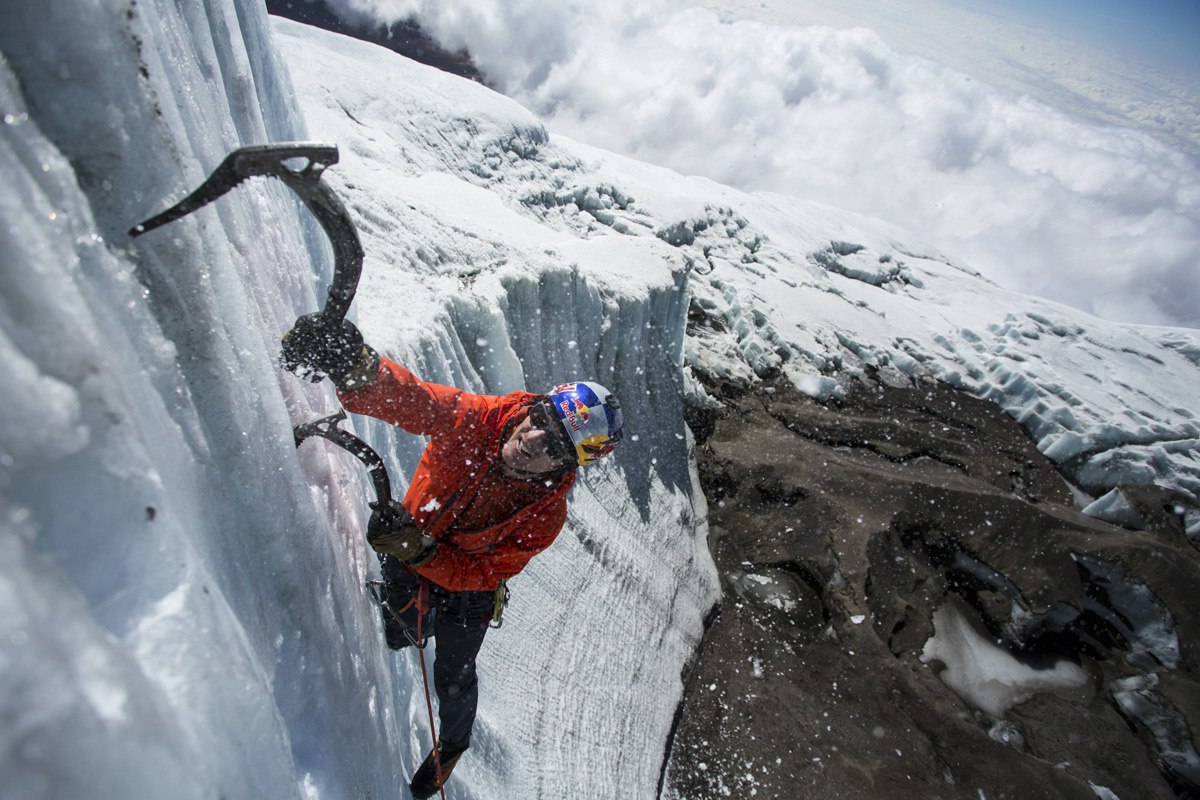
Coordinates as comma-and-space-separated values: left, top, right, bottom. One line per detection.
292, 410, 393, 506
129, 142, 363, 324
131, 143, 390, 493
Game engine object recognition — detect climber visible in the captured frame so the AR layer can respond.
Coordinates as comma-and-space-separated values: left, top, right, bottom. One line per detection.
281, 313, 624, 799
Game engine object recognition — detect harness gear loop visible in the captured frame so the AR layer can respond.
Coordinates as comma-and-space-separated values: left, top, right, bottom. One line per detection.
491, 579, 508, 628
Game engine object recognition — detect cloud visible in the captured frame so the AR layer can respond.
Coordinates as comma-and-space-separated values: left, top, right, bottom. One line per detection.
318, 0, 1200, 328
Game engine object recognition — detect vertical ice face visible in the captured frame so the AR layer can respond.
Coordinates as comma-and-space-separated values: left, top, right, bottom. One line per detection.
1, 5, 721, 799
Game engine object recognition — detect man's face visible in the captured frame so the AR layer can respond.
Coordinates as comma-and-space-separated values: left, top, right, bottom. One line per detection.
501, 412, 572, 475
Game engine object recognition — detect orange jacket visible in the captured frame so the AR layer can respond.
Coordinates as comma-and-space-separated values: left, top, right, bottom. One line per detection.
338, 356, 575, 591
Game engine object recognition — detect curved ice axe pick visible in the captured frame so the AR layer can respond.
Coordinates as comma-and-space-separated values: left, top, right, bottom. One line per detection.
292, 410, 393, 507
129, 142, 364, 324
134, 146, 392, 530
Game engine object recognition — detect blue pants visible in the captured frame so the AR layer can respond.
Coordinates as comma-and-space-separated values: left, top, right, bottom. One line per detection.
379, 555, 493, 749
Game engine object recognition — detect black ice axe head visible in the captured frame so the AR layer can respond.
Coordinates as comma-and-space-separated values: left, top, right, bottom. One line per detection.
293, 410, 393, 506
129, 142, 364, 323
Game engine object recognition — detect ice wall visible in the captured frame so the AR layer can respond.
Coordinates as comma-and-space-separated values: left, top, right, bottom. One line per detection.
0, 2, 412, 797
1, 3, 717, 800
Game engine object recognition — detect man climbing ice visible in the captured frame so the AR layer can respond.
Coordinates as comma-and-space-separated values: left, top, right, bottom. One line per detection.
281, 313, 624, 799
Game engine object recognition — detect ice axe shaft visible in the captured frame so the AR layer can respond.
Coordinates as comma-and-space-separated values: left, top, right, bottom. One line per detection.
293, 410, 392, 506
129, 142, 364, 323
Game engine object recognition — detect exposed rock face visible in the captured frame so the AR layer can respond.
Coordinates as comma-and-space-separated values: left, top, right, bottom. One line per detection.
665, 377, 1200, 800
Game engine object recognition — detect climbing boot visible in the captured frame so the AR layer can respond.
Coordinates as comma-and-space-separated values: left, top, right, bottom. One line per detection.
410, 740, 467, 799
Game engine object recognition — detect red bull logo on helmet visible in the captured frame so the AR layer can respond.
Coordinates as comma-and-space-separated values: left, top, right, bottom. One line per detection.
574, 399, 591, 424
559, 397, 590, 432
549, 381, 622, 466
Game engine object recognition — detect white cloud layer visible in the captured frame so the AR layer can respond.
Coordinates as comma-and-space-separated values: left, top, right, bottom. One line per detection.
316, 0, 1200, 328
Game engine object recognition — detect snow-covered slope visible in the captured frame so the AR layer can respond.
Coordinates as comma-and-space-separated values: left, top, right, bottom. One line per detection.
1, 3, 1197, 800
273, 20, 1200, 523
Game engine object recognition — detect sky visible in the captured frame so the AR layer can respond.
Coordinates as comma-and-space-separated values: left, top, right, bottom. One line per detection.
306, 0, 1200, 329
978, 0, 1200, 71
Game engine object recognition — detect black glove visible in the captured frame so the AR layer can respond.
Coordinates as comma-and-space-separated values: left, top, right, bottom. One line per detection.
367, 500, 437, 565
281, 313, 379, 390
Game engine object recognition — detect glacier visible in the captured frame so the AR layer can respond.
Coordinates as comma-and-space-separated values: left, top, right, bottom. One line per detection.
0, 2, 1197, 800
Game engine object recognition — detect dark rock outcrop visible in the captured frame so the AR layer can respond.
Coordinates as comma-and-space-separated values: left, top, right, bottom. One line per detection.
666, 378, 1199, 800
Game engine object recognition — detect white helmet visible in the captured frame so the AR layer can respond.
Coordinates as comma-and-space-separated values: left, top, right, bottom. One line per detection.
544, 381, 624, 466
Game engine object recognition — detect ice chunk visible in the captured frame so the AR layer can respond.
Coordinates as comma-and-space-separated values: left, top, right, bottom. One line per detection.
1112, 675, 1200, 789
1081, 489, 1147, 530
1074, 554, 1179, 671
792, 373, 842, 402
1040, 431, 1089, 462
921, 604, 1088, 717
